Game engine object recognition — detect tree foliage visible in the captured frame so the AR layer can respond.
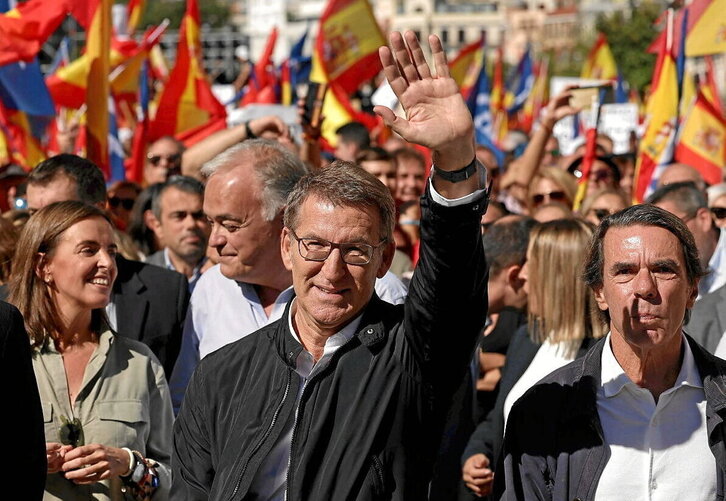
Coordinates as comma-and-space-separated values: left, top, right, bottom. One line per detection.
595, 2, 662, 94
139, 0, 230, 30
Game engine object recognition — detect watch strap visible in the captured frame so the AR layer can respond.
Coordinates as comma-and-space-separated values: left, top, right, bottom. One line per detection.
433, 157, 478, 183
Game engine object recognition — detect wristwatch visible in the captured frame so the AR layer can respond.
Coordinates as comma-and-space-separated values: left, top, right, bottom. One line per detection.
433, 157, 478, 183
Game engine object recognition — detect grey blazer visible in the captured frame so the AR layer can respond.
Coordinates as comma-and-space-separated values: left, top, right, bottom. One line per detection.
686, 283, 726, 354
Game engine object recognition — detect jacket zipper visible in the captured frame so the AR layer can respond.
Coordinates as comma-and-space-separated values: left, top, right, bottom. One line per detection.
284, 337, 358, 501
230, 370, 292, 500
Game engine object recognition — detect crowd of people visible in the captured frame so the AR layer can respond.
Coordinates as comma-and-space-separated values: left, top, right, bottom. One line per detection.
2, 31, 726, 500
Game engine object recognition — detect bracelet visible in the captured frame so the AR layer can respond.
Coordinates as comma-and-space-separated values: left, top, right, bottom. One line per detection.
121, 450, 160, 501
433, 157, 478, 183
245, 121, 257, 139
120, 447, 136, 477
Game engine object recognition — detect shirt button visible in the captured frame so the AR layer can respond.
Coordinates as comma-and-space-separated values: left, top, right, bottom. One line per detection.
366, 328, 374, 334
651, 481, 657, 490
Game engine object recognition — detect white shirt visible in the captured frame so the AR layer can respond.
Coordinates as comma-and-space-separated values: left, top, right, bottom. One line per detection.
700, 229, 726, 298
503, 338, 580, 427
168, 265, 407, 413
161, 247, 206, 293
248, 301, 362, 501
594, 333, 716, 501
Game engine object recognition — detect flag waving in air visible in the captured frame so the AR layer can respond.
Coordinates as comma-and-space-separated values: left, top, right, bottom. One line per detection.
581, 33, 618, 81
150, 0, 226, 143
633, 14, 679, 203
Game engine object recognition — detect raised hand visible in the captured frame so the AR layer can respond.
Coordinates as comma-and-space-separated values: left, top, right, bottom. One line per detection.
374, 31, 474, 171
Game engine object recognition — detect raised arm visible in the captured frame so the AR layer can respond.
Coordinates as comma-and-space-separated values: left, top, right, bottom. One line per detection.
376, 31, 488, 403
374, 31, 479, 198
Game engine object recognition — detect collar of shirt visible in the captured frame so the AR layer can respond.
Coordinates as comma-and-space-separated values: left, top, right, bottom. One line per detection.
163, 247, 207, 286
286, 298, 362, 379
601, 332, 703, 399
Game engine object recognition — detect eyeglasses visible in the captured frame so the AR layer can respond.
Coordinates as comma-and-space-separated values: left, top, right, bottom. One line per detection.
711, 207, 726, 220
532, 190, 567, 207
108, 196, 135, 210
146, 153, 182, 167
59, 415, 84, 447
288, 229, 386, 265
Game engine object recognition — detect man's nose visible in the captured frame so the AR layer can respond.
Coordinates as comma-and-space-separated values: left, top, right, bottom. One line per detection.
321, 248, 347, 281
633, 268, 657, 299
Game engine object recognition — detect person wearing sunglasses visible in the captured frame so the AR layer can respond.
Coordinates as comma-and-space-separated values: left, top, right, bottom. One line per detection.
707, 183, 726, 229
648, 181, 726, 298
528, 166, 577, 213
144, 136, 185, 186
106, 181, 141, 231
579, 188, 630, 226
8, 201, 173, 501
172, 31, 489, 501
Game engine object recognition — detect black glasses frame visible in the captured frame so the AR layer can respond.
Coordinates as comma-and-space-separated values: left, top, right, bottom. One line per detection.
288, 229, 386, 265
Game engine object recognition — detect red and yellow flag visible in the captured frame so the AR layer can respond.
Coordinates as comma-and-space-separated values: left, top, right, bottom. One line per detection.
581, 33, 617, 81
316, 0, 385, 95
448, 38, 484, 99
674, 90, 726, 185
633, 25, 679, 203
84, 0, 111, 176
519, 58, 548, 133
0, 0, 70, 65
241, 27, 278, 105
686, 0, 726, 56
149, 0, 226, 142
127, 0, 146, 34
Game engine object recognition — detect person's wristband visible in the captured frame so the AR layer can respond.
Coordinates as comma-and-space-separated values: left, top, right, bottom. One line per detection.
120, 447, 135, 478
433, 157, 478, 183
245, 121, 257, 139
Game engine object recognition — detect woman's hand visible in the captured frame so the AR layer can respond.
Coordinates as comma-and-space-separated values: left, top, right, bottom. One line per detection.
46, 442, 73, 474
60, 444, 131, 484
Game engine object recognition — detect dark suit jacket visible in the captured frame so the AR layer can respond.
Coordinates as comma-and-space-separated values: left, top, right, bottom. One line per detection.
0, 301, 46, 499
687, 283, 726, 354
112, 256, 189, 378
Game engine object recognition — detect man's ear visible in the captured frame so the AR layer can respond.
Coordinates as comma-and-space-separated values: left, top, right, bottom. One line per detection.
506, 264, 524, 292
376, 240, 396, 279
593, 284, 609, 312
281, 227, 294, 272
686, 279, 699, 309
696, 207, 713, 232
146, 210, 162, 238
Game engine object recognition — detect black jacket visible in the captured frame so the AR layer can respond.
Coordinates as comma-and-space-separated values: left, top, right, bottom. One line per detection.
463, 326, 598, 476
113, 255, 190, 377
495, 334, 726, 501
0, 301, 46, 500
172, 190, 489, 500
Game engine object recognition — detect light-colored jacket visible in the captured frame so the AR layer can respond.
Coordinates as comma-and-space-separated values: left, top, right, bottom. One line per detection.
33, 329, 172, 501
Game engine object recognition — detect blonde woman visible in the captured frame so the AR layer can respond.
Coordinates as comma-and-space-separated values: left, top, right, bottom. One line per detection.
9, 201, 172, 501
528, 166, 578, 214
462, 218, 605, 497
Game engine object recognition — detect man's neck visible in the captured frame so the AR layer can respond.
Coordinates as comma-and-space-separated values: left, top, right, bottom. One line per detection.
167, 249, 203, 279
610, 329, 684, 402
253, 283, 289, 317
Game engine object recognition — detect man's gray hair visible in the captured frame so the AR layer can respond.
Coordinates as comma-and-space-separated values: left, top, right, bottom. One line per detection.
284, 161, 396, 242
645, 181, 708, 214
582, 204, 705, 324
151, 175, 205, 219
201, 139, 309, 221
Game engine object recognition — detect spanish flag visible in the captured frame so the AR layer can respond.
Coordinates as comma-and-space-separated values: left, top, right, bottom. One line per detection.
311, 0, 383, 147
149, 0, 226, 142
84, 0, 112, 176
241, 27, 278, 106
127, 0, 146, 34
316, 0, 385, 95
448, 38, 484, 100
581, 33, 617, 81
633, 18, 679, 203
0, 0, 70, 65
685, 0, 726, 56
520, 58, 548, 134
674, 90, 725, 185
490, 47, 508, 147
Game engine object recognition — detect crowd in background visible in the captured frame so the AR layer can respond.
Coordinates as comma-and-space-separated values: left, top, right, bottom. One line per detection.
2, 54, 726, 500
